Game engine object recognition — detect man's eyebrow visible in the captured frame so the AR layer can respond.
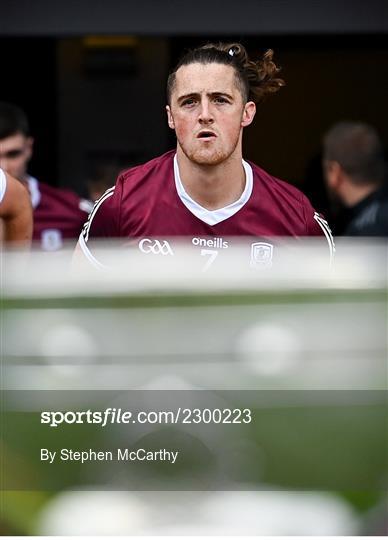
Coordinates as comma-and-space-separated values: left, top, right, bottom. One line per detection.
177, 93, 199, 103
177, 91, 234, 103
211, 92, 234, 100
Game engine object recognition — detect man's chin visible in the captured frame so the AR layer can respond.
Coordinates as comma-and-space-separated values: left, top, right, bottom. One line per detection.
6, 169, 25, 181
186, 150, 227, 166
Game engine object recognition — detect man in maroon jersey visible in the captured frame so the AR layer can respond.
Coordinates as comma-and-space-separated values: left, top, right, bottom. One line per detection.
79, 42, 334, 269
0, 102, 92, 251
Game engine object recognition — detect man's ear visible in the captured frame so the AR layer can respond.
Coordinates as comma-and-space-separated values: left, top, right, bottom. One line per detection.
324, 160, 342, 189
241, 101, 256, 127
166, 106, 175, 130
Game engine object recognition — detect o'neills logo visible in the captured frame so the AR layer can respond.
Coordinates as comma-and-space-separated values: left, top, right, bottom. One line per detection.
192, 237, 229, 249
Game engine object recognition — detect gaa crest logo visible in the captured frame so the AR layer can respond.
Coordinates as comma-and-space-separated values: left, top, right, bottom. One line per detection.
138, 238, 174, 255
250, 242, 273, 269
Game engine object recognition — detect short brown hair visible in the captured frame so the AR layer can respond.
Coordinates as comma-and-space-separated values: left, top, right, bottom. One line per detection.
323, 121, 385, 185
0, 102, 30, 139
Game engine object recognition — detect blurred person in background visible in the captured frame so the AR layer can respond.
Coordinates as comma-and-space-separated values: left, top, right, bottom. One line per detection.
86, 159, 122, 202
323, 121, 388, 236
79, 42, 334, 267
0, 102, 92, 251
0, 166, 32, 246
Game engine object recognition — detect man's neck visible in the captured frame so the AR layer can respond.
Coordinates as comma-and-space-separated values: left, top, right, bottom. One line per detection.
176, 147, 246, 210
343, 181, 380, 208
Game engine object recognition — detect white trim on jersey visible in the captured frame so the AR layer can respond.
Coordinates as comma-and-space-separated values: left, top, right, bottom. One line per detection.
0, 168, 6, 204
78, 232, 108, 270
82, 187, 115, 243
314, 212, 336, 263
173, 154, 254, 226
27, 176, 42, 209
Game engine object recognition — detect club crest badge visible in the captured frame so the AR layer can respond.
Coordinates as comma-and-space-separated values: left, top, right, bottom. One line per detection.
250, 242, 273, 269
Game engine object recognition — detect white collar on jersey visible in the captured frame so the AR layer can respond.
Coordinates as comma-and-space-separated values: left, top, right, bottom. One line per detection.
27, 175, 41, 209
173, 154, 253, 226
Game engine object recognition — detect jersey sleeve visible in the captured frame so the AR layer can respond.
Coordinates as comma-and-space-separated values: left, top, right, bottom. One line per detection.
301, 193, 335, 261
78, 175, 123, 268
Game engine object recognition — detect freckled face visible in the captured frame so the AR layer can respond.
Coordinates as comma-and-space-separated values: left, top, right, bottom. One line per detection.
166, 63, 255, 166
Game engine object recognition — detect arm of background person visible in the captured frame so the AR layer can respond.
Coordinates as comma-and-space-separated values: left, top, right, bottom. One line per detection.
0, 172, 33, 247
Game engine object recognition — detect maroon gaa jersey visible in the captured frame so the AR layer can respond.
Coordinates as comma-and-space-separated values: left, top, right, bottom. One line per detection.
79, 150, 334, 269
28, 176, 93, 251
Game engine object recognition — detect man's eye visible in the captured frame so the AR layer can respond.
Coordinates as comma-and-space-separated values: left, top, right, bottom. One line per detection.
182, 99, 196, 106
214, 97, 228, 104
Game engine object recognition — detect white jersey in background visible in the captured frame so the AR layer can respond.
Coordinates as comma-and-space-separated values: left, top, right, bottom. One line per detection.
0, 168, 6, 204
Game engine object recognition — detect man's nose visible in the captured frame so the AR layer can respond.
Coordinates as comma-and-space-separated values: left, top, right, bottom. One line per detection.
198, 100, 214, 123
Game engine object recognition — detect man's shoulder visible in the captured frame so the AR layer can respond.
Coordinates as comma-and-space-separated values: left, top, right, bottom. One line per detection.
248, 161, 334, 247
118, 150, 175, 187
249, 161, 310, 207
348, 186, 388, 236
34, 179, 92, 215
80, 151, 175, 243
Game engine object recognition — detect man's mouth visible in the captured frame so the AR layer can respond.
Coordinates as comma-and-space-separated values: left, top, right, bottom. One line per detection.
197, 131, 217, 139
